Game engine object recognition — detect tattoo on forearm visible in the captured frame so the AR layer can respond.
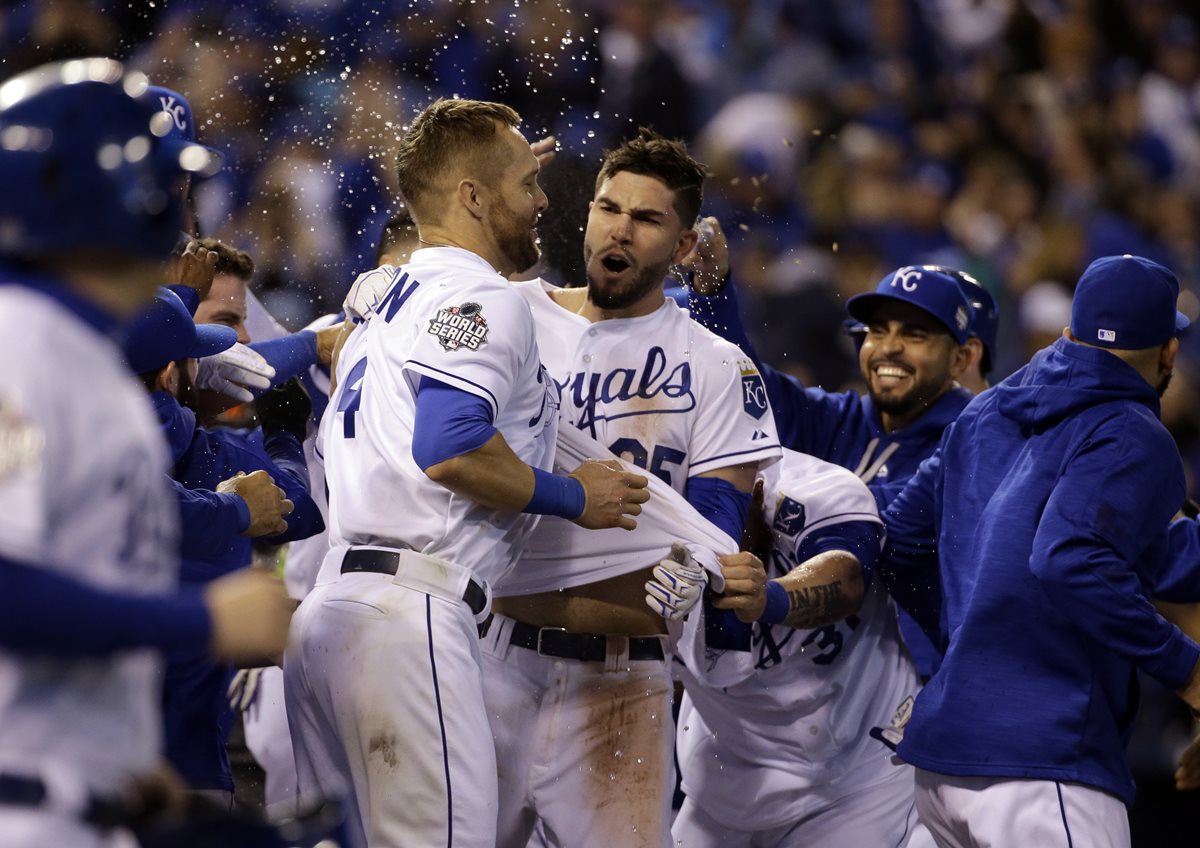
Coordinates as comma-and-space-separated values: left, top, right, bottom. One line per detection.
783, 581, 847, 629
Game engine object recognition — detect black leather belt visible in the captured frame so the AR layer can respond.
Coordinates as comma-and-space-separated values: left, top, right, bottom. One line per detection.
341, 548, 488, 618
0, 773, 133, 831
508, 620, 665, 662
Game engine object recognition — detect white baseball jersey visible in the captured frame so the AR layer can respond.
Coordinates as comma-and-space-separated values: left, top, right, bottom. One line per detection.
675, 449, 921, 829
322, 247, 559, 587
0, 283, 178, 793
496, 279, 781, 594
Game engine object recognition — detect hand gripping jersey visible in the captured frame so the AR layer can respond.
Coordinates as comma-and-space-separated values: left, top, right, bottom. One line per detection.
321, 247, 559, 587
675, 449, 920, 829
0, 282, 178, 793
496, 279, 781, 595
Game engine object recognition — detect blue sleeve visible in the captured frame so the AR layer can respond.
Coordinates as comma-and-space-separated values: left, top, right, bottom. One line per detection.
180, 427, 324, 545
794, 520, 882, 584
412, 376, 498, 470
173, 479, 249, 559
249, 332, 319, 388
0, 555, 211, 657
1030, 421, 1199, 690
258, 429, 324, 544
686, 278, 863, 458
879, 452, 944, 640
686, 471, 754, 653
167, 284, 200, 315
685, 475, 751, 543
1157, 518, 1200, 602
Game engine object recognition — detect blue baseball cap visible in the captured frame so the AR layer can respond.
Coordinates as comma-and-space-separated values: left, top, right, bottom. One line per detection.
124, 287, 237, 374
1071, 255, 1188, 350
846, 265, 974, 344
141, 86, 223, 178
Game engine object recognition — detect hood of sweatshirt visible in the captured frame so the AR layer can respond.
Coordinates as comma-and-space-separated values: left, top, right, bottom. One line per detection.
994, 336, 1160, 429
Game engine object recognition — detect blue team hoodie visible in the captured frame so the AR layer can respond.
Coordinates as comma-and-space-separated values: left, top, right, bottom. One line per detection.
886, 337, 1199, 804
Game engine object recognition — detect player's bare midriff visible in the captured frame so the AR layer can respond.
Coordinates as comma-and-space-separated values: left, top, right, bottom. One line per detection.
492, 567, 668, 635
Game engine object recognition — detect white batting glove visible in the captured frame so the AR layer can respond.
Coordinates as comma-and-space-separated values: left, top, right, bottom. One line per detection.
343, 265, 397, 323
645, 542, 708, 621
227, 667, 265, 717
196, 343, 275, 403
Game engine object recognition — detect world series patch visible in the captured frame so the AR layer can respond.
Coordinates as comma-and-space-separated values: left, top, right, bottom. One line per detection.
428, 301, 489, 351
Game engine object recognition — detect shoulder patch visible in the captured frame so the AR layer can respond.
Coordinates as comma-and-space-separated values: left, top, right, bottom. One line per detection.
428, 301, 489, 352
0, 399, 44, 480
773, 495, 806, 537
739, 359, 768, 420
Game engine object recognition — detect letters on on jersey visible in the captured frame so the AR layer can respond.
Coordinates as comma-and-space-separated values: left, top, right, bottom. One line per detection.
428, 301, 490, 352
561, 344, 694, 436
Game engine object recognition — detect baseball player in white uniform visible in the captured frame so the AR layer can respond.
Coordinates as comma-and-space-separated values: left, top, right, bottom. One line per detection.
672, 448, 923, 847
282, 99, 647, 848
481, 129, 781, 847
0, 59, 290, 848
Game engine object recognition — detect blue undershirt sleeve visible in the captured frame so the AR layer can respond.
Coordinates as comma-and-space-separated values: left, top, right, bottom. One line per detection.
687, 474, 755, 652
249, 331, 319, 389
166, 285, 200, 315
793, 520, 882, 585
0, 556, 212, 658
412, 376, 498, 470
685, 474, 752, 543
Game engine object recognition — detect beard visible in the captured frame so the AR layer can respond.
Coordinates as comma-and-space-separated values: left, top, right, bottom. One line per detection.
584, 249, 670, 311
492, 193, 540, 274
1158, 370, 1173, 398
866, 361, 952, 419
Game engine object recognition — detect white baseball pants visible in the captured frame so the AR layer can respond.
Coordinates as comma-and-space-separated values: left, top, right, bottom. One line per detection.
284, 559, 496, 848
480, 614, 675, 848
913, 769, 1130, 848
671, 755, 920, 848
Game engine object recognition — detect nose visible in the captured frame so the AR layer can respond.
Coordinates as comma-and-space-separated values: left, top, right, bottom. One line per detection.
534, 183, 549, 215
609, 212, 633, 244
877, 326, 904, 356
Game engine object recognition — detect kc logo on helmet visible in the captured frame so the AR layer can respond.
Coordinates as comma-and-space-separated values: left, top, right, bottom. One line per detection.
892, 267, 922, 292
428, 302, 489, 351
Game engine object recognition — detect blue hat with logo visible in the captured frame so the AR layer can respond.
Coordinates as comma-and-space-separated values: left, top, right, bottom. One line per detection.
1070, 255, 1188, 350
846, 265, 974, 344
140, 86, 224, 178
125, 287, 237, 374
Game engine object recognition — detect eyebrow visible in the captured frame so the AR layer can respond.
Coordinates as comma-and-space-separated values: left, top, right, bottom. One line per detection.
596, 196, 669, 220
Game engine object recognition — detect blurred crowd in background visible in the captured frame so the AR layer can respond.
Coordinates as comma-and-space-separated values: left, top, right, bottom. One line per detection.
3, 0, 1200, 837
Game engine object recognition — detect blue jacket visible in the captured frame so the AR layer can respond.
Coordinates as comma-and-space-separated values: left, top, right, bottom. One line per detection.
153, 390, 323, 791
883, 337, 1199, 804
687, 283, 970, 674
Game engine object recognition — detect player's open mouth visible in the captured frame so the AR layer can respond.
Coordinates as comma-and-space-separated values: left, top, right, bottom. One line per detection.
872, 363, 912, 388
600, 254, 631, 274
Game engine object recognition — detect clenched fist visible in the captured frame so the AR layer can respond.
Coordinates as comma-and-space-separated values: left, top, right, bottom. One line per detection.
569, 459, 650, 531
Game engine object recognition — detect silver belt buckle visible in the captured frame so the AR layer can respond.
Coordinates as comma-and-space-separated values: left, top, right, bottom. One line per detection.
535, 626, 568, 657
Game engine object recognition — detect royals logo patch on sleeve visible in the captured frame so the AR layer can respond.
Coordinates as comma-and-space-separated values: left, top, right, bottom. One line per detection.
428, 301, 489, 351
773, 496, 806, 537
739, 359, 768, 420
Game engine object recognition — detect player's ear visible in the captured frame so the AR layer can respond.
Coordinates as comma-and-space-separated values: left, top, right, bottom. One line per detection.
670, 226, 699, 265
457, 179, 484, 220
155, 361, 179, 396
948, 340, 971, 379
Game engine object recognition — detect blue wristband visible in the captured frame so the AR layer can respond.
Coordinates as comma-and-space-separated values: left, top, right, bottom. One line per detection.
759, 581, 789, 625
525, 467, 586, 520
